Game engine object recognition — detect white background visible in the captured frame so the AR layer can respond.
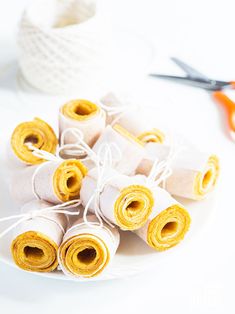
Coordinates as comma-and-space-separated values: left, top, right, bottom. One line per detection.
0, 0, 233, 313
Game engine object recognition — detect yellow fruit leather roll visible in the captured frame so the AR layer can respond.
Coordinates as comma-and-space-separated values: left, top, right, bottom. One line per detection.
80, 167, 154, 230
11, 200, 68, 272
10, 117, 58, 166
100, 92, 165, 144
59, 99, 106, 147
11, 159, 87, 205
92, 125, 145, 175
135, 187, 190, 251
137, 143, 220, 200
59, 215, 120, 278
137, 129, 165, 145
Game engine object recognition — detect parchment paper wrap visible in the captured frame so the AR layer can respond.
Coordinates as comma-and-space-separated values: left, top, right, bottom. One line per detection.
137, 143, 220, 200
11, 159, 87, 205
58, 215, 120, 278
59, 99, 106, 147
80, 167, 154, 230
10, 117, 58, 166
92, 125, 145, 175
135, 187, 190, 251
11, 200, 68, 272
100, 92, 165, 143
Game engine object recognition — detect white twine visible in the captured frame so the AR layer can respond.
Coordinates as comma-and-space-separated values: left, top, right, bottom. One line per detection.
27, 137, 119, 230
26, 143, 64, 200
59, 128, 99, 163
58, 145, 119, 245
146, 141, 184, 189
146, 158, 173, 189
59, 127, 122, 164
26, 143, 63, 162
82, 143, 120, 229
0, 200, 81, 239
98, 99, 140, 126
18, 0, 109, 94
26, 135, 122, 227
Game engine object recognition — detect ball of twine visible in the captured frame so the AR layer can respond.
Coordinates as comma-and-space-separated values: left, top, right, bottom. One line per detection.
18, 0, 110, 95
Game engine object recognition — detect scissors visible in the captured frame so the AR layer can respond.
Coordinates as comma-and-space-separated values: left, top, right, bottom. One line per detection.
150, 57, 235, 141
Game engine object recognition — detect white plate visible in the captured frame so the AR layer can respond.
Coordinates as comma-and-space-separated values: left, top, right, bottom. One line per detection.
0, 34, 216, 282
0, 101, 216, 282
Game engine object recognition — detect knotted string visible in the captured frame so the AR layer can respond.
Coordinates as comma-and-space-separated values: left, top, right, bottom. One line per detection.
60, 144, 120, 239
82, 143, 120, 229
98, 98, 140, 126
0, 199, 81, 239
26, 141, 113, 201
146, 158, 173, 189
26, 143, 63, 162
146, 141, 184, 189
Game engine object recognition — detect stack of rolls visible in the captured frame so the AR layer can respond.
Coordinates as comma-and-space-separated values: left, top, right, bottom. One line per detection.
100, 92, 219, 200
2, 93, 219, 279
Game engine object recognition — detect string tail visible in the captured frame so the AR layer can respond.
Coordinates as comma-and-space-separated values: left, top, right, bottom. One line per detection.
59, 128, 99, 164
82, 143, 117, 229
26, 143, 62, 162
0, 199, 81, 239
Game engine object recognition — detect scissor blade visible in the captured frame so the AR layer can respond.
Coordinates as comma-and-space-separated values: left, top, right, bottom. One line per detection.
149, 74, 228, 91
171, 57, 210, 81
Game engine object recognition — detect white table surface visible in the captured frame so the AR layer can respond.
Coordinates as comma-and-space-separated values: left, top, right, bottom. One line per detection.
0, 0, 233, 313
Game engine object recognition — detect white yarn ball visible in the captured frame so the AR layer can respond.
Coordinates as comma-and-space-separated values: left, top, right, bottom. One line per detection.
18, 0, 111, 95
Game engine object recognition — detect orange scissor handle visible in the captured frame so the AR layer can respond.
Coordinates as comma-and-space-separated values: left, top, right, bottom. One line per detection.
229, 81, 235, 89
213, 90, 235, 134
